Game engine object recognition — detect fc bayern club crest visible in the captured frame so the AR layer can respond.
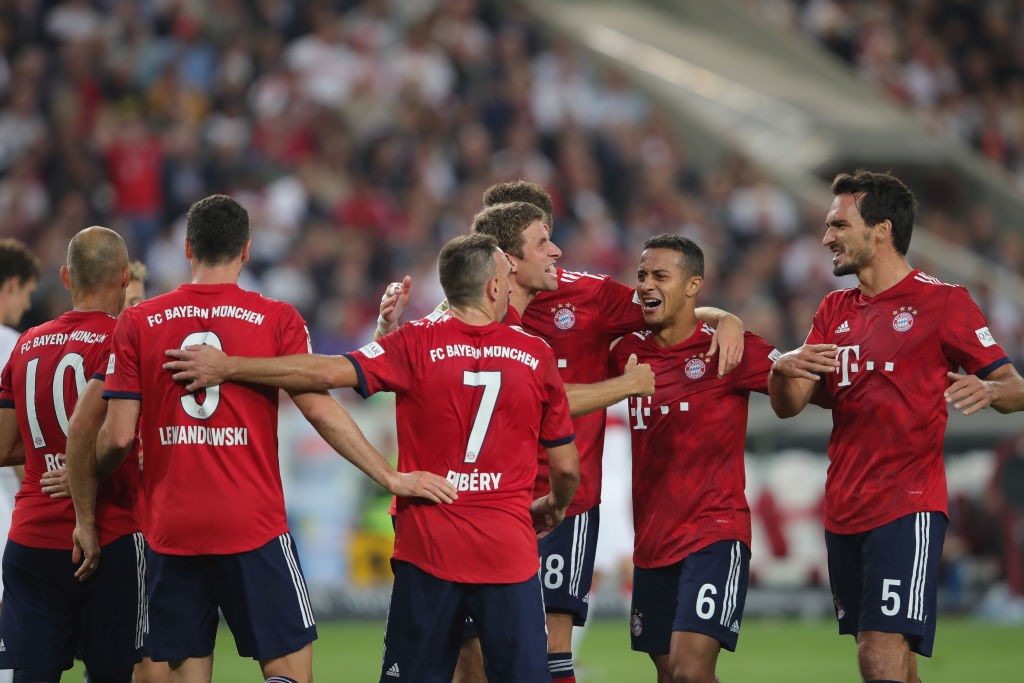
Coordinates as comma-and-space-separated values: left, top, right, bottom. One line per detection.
891, 306, 918, 333
630, 611, 643, 637
551, 303, 577, 330
684, 354, 708, 380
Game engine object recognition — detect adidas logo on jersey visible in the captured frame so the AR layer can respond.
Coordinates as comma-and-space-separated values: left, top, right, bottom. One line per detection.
730, 620, 741, 633
834, 320, 850, 334
385, 662, 400, 678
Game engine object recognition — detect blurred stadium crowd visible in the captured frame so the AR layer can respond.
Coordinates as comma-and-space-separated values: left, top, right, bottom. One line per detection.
3, 0, 1022, 364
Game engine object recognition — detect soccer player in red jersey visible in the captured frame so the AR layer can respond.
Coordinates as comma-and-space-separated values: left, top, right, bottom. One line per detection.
768, 171, 1024, 683
0, 227, 142, 682
378, 181, 745, 683
92, 195, 454, 683
164, 232, 581, 682
610, 234, 779, 683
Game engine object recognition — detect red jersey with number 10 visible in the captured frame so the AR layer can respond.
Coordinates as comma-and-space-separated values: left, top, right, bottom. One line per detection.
103, 283, 311, 555
346, 314, 575, 584
806, 270, 1010, 534
0, 311, 138, 550
522, 268, 644, 517
611, 326, 777, 568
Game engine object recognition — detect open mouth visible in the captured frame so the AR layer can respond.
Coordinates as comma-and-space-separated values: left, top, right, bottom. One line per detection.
643, 297, 662, 312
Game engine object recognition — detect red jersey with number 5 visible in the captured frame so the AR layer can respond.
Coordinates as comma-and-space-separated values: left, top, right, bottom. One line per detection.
103, 283, 311, 555
611, 326, 777, 568
805, 271, 1010, 534
0, 311, 138, 549
346, 314, 575, 584
522, 268, 644, 517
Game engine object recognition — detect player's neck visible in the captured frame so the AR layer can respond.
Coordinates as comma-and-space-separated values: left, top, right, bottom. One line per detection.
449, 303, 499, 326
71, 290, 121, 317
651, 312, 698, 348
856, 254, 912, 298
510, 283, 532, 316
190, 261, 242, 286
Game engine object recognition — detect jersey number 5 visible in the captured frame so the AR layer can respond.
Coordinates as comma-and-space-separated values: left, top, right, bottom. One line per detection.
463, 370, 501, 463
179, 332, 224, 420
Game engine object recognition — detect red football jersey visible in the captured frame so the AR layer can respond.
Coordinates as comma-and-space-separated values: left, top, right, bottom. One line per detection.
612, 326, 777, 568
103, 283, 311, 555
346, 314, 575, 584
0, 311, 138, 550
805, 271, 1010, 534
521, 268, 644, 516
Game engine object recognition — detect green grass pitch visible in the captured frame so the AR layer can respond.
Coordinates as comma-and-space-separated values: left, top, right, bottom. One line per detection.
68, 616, 1023, 680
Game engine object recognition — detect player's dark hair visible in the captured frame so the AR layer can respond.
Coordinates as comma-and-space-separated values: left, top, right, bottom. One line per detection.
470, 201, 545, 258
831, 170, 917, 255
67, 227, 128, 291
642, 233, 705, 278
186, 194, 250, 264
439, 233, 500, 307
483, 180, 554, 227
0, 237, 41, 287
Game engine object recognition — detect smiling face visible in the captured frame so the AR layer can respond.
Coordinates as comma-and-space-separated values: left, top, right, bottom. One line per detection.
823, 193, 879, 277
509, 220, 561, 295
636, 247, 700, 331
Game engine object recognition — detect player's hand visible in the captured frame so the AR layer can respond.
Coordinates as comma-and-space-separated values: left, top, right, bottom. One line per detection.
771, 344, 839, 381
377, 276, 412, 339
72, 524, 101, 581
706, 315, 744, 377
163, 344, 228, 392
623, 354, 655, 396
390, 470, 458, 504
945, 371, 995, 416
530, 494, 567, 539
40, 465, 70, 498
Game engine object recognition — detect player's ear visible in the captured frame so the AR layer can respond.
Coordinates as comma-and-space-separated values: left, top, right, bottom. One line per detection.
873, 219, 893, 245
59, 265, 71, 291
240, 239, 252, 264
686, 275, 703, 298
184, 237, 193, 260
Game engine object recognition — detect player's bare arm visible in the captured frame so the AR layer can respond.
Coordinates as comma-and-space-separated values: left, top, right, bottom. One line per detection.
164, 345, 360, 394
768, 344, 839, 418
290, 391, 457, 505
65, 378, 109, 580
695, 307, 744, 377
531, 442, 580, 537
0, 408, 25, 466
564, 353, 655, 418
945, 363, 1024, 416
375, 276, 413, 340
95, 398, 140, 480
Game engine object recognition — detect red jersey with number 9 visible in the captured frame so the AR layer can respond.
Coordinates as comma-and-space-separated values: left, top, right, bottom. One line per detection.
103, 283, 311, 555
0, 311, 138, 549
346, 314, 575, 584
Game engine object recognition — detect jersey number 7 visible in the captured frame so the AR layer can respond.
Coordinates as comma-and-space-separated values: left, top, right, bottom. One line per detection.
463, 370, 501, 464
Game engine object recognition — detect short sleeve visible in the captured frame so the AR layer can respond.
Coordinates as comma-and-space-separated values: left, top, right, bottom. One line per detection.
939, 285, 1010, 377
345, 325, 416, 397
538, 347, 575, 447
599, 277, 645, 336
730, 333, 778, 394
103, 309, 142, 399
276, 304, 312, 357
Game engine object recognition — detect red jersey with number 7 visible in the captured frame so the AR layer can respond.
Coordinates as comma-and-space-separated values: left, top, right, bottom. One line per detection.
805, 270, 1011, 534
346, 314, 575, 584
0, 311, 138, 549
103, 283, 311, 555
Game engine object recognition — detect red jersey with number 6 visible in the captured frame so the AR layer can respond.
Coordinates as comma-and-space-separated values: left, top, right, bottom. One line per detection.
805, 270, 1010, 534
103, 283, 311, 555
346, 314, 575, 584
611, 326, 777, 568
522, 268, 644, 517
0, 311, 138, 550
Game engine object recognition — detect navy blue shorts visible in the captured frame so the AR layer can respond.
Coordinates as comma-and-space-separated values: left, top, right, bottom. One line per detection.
146, 532, 316, 662
825, 511, 947, 656
0, 533, 145, 676
538, 504, 599, 626
381, 560, 548, 683
631, 540, 750, 654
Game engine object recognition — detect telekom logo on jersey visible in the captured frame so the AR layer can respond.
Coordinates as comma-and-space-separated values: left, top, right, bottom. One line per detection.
835, 345, 895, 387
